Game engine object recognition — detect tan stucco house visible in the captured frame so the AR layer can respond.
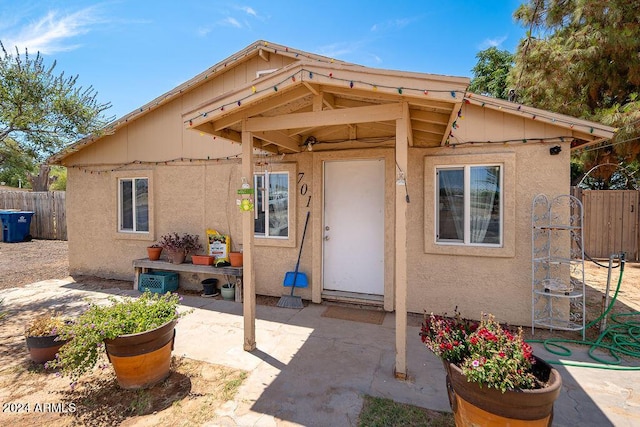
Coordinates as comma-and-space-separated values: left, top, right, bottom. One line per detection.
49, 40, 615, 376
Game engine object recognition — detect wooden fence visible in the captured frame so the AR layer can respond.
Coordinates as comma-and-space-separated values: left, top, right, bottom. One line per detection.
0, 191, 67, 240
572, 188, 639, 261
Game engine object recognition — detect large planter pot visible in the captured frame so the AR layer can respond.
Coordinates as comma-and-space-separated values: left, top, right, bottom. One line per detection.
25, 334, 67, 364
147, 246, 162, 261
445, 356, 561, 426
104, 319, 176, 390
166, 250, 186, 264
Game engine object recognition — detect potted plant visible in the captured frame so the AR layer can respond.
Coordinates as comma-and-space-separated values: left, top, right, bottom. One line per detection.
420, 310, 562, 425
50, 291, 189, 389
146, 243, 163, 261
158, 232, 202, 264
24, 313, 69, 364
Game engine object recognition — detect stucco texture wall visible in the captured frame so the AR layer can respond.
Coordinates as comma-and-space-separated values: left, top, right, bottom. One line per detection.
66, 155, 314, 297
407, 142, 570, 326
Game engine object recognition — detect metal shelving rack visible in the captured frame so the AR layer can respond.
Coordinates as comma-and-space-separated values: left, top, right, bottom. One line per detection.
532, 194, 586, 339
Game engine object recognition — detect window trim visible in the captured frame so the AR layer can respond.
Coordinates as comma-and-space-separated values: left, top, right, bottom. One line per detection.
436, 163, 503, 247
424, 152, 515, 258
254, 171, 290, 239
254, 163, 297, 248
118, 177, 149, 234
113, 170, 154, 242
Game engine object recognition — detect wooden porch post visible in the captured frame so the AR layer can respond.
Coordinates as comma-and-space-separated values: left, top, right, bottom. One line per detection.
394, 102, 409, 379
241, 120, 256, 351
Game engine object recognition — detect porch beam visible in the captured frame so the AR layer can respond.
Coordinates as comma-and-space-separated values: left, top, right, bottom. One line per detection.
253, 130, 302, 152
441, 102, 462, 146
246, 103, 403, 132
404, 102, 413, 147
241, 120, 256, 352
394, 105, 409, 379
211, 86, 311, 131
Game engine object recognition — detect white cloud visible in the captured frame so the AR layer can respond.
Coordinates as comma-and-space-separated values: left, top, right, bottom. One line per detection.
368, 53, 382, 64
241, 6, 257, 17
479, 36, 508, 49
316, 42, 355, 58
370, 17, 413, 32
2, 6, 104, 54
198, 27, 212, 37
222, 17, 242, 28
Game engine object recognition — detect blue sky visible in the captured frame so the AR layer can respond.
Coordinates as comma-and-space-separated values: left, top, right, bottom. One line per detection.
0, 0, 527, 120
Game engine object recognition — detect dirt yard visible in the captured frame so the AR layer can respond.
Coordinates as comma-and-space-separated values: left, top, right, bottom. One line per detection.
0, 240, 248, 426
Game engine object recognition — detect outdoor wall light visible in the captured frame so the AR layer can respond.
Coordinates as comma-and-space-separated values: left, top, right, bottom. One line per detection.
549, 146, 562, 155
304, 136, 317, 151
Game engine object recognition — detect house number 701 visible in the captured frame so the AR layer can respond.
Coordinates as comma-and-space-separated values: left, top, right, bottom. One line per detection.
297, 172, 311, 207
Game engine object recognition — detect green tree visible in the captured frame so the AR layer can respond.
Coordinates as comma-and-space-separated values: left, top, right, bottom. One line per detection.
469, 47, 514, 99
0, 137, 37, 188
49, 166, 67, 191
509, 0, 640, 187
0, 42, 111, 190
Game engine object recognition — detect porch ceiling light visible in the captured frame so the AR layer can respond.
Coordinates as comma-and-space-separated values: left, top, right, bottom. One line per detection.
304, 136, 317, 151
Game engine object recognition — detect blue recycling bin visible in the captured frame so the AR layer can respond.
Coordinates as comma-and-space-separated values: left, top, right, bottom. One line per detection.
0, 210, 35, 242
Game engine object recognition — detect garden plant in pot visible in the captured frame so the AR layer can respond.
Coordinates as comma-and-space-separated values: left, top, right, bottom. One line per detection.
25, 313, 69, 364
50, 291, 189, 389
158, 232, 202, 264
420, 310, 562, 426
146, 243, 163, 261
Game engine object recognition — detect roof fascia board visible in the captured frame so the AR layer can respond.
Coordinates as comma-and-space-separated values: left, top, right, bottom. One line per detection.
465, 92, 616, 140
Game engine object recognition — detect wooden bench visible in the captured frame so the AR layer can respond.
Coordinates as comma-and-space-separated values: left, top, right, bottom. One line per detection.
133, 258, 243, 301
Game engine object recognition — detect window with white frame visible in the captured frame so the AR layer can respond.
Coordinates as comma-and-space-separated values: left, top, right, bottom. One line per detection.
119, 178, 149, 233
254, 171, 289, 238
436, 164, 502, 246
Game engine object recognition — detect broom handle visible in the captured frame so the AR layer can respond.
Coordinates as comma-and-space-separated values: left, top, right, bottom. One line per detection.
290, 211, 310, 296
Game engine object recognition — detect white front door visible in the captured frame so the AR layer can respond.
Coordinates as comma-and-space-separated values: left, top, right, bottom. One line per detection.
323, 159, 385, 295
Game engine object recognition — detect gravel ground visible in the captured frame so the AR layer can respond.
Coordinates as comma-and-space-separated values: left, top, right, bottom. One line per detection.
0, 240, 70, 291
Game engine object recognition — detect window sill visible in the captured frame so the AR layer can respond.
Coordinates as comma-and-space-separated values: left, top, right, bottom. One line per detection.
114, 232, 155, 242
254, 236, 296, 248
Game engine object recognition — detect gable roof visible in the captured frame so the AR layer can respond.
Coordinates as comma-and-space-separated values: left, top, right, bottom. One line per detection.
49, 40, 616, 164
48, 40, 348, 164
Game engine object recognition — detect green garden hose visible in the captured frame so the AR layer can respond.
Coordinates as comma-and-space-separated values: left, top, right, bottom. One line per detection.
528, 256, 640, 370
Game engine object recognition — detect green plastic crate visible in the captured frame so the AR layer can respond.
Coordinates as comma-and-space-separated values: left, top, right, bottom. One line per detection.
139, 271, 179, 293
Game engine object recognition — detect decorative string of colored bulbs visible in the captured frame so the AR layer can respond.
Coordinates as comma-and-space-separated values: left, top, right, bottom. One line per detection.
99, 42, 344, 133
68, 155, 243, 175
445, 135, 575, 148
463, 95, 615, 135
185, 67, 466, 126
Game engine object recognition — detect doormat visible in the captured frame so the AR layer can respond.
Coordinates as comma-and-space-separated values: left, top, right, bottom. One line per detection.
321, 306, 386, 325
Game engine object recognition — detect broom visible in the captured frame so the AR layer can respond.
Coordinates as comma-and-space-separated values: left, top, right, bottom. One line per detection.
277, 211, 310, 309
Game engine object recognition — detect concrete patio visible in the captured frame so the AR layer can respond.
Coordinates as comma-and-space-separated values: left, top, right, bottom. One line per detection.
1, 278, 638, 426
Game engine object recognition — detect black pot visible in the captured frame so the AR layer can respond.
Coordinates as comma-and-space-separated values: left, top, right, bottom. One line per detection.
26, 334, 67, 364
201, 278, 218, 296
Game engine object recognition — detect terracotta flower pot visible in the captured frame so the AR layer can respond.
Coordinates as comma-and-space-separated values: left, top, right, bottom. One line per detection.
166, 250, 186, 264
104, 319, 176, 390
229, 252, 243, 267
147, 246, 162, 261
192, 255, 214, 265
25, 334, 67, 364
445, 356, 562, 426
